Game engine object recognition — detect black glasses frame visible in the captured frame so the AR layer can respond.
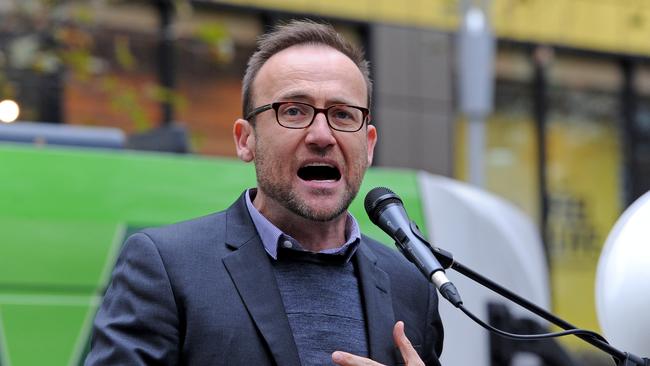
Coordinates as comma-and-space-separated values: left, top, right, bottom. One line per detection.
245, 101, 370, 132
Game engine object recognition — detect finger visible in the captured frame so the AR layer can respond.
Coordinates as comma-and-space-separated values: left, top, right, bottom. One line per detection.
332, 351, 383, 366
393, 321, 424, 365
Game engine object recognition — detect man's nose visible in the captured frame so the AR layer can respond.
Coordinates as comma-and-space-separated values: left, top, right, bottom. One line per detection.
304, 112, 336, 148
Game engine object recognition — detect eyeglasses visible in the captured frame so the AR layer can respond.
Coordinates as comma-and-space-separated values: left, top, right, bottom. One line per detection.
245, 101, 370, 132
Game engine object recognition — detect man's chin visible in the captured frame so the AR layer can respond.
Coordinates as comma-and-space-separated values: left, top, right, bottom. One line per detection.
296, 178, 343, 195
304, 192, 360, 222
285, 191, 350, 222
289, 200, 344, 222
294, 207, 347, 222
258, 179, 358, 222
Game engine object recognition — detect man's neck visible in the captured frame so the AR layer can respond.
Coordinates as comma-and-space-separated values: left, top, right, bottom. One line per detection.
253, 194, 348, 252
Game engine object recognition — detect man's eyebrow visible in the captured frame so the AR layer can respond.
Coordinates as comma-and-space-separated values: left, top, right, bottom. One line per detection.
277, 93, 311, 102
276, 93, 356, 106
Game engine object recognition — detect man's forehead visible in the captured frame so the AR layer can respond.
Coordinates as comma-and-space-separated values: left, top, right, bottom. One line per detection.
251, 44, 367, 105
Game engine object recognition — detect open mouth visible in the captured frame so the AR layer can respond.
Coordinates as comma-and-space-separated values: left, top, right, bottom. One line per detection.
297, 164, 341, 182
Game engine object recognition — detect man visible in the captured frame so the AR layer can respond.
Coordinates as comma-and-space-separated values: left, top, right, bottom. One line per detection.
86, 20, 443, 366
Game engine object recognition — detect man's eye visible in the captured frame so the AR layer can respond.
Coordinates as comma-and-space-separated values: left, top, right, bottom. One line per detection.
285, 107, 303, 116
331, 108, 358, 122
334, 110, 353, 119
280, 105, 309, 118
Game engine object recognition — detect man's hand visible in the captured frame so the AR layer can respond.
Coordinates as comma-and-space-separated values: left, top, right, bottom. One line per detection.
332, 321, 424, 366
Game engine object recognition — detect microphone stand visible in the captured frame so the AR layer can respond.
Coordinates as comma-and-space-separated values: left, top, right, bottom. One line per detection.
430, 246, 649, 366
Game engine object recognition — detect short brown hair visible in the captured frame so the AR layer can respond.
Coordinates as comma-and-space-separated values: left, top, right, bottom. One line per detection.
242, 19, 372, 119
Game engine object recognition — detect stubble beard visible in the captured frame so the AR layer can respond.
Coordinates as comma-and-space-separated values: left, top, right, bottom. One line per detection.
254, 146, 366, 222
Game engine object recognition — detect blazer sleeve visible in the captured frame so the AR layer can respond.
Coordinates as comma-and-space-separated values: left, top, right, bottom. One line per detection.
85, 233, 180, 366
424, 282, 444, 366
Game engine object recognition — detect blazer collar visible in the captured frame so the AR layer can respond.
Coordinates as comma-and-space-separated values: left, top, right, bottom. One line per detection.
355, 242, 397, 364
224, 191, 259, 250
222, 192, 397, 365
222, 192, 302, 366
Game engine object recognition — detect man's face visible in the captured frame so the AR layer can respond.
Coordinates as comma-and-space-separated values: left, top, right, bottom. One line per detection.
235, 44, 377, 222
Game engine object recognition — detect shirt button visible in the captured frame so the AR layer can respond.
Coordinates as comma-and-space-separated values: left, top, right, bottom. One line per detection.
282, 240, 293, 249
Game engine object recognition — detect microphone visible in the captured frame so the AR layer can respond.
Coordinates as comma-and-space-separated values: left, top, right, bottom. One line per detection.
364, 187, 462, 307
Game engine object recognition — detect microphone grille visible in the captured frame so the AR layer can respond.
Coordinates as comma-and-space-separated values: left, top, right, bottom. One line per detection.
364, 187, 402, 222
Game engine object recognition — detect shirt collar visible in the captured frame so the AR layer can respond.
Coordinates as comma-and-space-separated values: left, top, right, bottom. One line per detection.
244, 188, 361, 262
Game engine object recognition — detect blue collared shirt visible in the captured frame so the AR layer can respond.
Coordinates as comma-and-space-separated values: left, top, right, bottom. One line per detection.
244, 189, 361, 262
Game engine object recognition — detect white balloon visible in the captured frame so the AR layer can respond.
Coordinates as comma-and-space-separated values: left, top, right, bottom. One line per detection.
0, 99, 19, 123
596, 191, 650, 355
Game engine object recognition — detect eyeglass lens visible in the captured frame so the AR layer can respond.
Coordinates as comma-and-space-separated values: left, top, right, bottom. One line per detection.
277, 102, 363, 131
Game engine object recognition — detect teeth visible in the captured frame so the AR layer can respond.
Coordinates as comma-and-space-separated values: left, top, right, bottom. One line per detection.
303, 163, 335, 168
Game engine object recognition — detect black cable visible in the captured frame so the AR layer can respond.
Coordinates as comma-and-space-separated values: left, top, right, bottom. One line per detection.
458, 304, 609, 343
450, 261, 627, 361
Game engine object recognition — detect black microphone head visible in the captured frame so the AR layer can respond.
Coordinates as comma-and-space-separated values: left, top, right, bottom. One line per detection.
364, 187, 403, 224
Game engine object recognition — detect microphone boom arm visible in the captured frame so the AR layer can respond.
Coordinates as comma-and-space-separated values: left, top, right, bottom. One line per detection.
364, 186, 646, 365
429, 244, 646, 365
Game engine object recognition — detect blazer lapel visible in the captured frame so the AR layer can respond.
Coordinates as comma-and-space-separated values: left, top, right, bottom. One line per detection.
355, 242, 396, 365
221, 194, 301, 366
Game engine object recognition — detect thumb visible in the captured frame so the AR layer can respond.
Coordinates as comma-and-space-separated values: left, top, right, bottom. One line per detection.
393, 321, 424, 366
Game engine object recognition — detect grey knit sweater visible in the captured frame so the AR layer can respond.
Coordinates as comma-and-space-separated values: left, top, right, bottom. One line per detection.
272, 252, 368, 366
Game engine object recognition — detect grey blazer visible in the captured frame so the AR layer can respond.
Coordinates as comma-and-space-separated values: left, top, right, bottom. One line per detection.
85, 191, 443, 365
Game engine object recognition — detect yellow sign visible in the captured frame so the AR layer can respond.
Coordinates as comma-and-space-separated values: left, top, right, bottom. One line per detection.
214, 0, 650, 56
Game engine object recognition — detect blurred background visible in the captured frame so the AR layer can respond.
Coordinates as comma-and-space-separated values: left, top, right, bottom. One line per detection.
1, 0, 649, 365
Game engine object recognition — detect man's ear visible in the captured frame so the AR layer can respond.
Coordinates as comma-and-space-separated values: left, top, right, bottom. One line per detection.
233, 118, 255, 162
366, 124, 377, 166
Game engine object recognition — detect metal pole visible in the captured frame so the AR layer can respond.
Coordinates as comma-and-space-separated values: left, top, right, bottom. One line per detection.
468, 116, 486, 186
533, 46, 550, 262
156, 0, 175, 125
457, 0, 494, 187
